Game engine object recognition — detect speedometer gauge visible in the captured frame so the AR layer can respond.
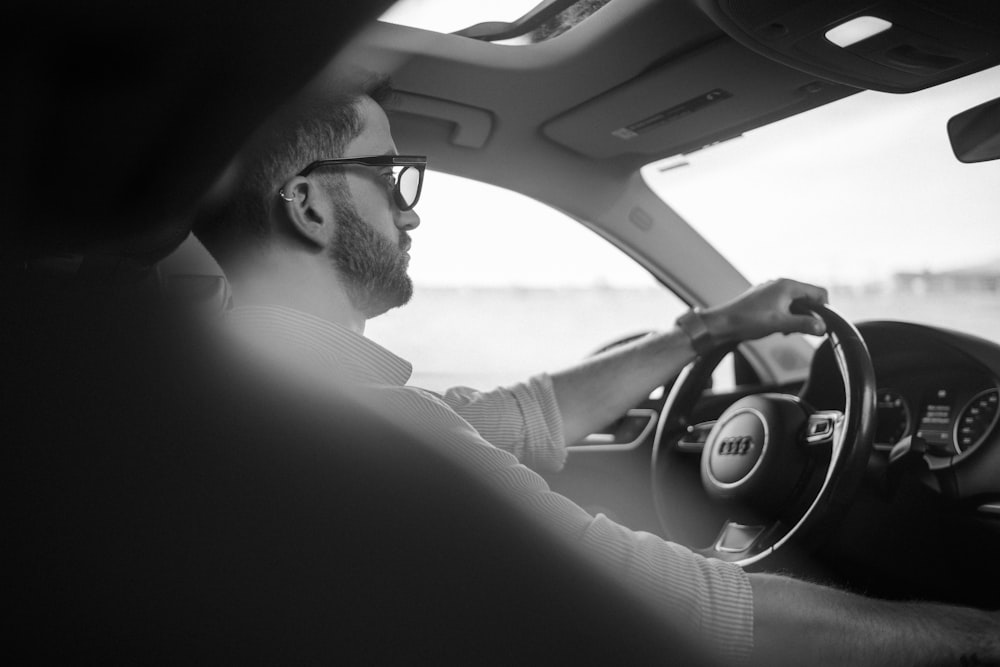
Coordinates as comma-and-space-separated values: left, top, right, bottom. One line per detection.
875, 389, 911, 448
954, 388, 1000, 455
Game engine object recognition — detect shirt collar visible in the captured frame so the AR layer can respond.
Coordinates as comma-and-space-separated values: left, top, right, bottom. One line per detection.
228, 304, 412, 386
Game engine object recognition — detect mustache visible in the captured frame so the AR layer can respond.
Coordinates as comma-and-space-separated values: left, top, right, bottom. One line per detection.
398, 231, 412, 253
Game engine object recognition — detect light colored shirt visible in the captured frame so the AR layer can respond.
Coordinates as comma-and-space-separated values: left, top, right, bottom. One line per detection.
227, 304, 755, 662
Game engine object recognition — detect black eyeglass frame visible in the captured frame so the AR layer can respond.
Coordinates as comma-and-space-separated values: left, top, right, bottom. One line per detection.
296, 155, 427, 211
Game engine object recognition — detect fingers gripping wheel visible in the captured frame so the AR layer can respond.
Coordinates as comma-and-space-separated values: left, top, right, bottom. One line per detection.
651, 304, 876, 566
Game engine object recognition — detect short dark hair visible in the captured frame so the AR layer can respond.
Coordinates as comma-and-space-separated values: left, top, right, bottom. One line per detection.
194, 71, 392, 267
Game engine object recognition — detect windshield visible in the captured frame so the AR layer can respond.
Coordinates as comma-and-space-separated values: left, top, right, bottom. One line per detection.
643, 65, 1000, 344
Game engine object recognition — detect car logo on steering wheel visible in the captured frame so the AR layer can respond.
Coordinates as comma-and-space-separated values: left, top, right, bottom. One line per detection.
718, 436, 754, 456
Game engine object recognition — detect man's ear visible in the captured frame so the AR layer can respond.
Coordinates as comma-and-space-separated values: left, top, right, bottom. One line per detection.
277, 176, 334, 249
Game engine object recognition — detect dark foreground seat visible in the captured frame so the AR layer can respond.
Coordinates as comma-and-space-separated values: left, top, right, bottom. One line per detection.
4, 0, 719, 663
5, 282, 714, 665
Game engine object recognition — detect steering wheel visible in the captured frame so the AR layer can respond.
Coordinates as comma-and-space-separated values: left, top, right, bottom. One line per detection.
651, 303, 876, 566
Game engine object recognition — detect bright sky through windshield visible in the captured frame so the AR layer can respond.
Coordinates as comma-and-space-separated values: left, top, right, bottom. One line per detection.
643, 65, 1000, 287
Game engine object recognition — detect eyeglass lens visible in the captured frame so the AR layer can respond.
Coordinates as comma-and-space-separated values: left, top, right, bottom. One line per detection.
397, 166, 421, 210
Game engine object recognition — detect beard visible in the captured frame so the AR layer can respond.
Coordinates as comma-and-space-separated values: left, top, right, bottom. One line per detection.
328, 198, 413, 319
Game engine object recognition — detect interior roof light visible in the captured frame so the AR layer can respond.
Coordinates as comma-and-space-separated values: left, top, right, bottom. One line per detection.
825, 16, 893, 48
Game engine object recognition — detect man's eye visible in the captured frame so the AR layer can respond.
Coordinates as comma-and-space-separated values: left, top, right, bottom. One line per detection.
381, 171, 397, 187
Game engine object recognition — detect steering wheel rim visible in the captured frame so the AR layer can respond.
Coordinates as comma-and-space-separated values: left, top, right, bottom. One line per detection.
651, 303, 876, 567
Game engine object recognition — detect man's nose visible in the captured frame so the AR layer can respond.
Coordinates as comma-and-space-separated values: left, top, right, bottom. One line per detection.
396, 207, 420, 231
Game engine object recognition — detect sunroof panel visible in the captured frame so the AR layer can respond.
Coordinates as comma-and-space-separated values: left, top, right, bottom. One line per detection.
379, 0, 613, 43
380, 0, 543, 35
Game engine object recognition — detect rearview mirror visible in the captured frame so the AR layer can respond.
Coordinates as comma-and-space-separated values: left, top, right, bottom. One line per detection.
947, 96, 1000, 163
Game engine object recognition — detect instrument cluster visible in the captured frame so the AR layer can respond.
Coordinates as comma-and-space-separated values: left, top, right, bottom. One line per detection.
875, 385, 999, 459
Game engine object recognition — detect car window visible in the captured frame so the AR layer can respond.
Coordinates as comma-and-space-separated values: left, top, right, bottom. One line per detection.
365, 171, 689, 392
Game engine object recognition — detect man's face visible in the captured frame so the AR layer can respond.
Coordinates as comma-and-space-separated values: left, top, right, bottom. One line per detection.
328, 195, 413, 319
326, 96, 420, 319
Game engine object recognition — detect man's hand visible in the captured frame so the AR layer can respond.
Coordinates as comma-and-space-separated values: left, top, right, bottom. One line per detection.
701, 278, 829, 345
553, 277, 829, 445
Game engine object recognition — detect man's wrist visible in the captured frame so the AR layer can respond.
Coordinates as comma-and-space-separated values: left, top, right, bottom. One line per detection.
676, 308, 716, 356
676, 307, 737, 356
700, 308, 734, 345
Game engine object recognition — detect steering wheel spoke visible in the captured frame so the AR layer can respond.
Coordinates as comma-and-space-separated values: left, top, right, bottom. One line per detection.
709, 521, 766, 555
804, 410, 844, 447
676, 420, 716, 453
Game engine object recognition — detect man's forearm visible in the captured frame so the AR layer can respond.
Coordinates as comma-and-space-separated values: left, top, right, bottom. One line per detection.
749, 573, 1000, 666
549, 278, 829, 445
550, 329, 695, 445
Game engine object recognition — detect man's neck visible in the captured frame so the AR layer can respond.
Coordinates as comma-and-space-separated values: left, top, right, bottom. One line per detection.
229, 249, 367, 334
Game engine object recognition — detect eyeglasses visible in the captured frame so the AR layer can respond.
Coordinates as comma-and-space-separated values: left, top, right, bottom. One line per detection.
296, 155, 427, 211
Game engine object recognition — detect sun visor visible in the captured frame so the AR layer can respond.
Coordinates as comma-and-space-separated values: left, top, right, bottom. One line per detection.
387, 92, 494, 150
695, 0, 1000, 93
542, 39, 854, 160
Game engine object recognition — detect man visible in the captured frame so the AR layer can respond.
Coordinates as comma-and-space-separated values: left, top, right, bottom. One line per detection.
195, 75, 999, 665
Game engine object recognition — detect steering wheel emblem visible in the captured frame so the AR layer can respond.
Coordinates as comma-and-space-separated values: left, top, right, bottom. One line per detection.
718, 435, 754, 456
704, 407, 769, 488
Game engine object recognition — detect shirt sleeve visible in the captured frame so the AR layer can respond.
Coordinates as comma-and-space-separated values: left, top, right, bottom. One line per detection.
437, 374, 567, 473
381, 385, 755, 663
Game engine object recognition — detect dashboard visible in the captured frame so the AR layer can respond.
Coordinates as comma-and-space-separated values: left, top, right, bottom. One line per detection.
564, 318, 1000, 604
806, 320, 1000, 504
800, 320, 1000, 605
